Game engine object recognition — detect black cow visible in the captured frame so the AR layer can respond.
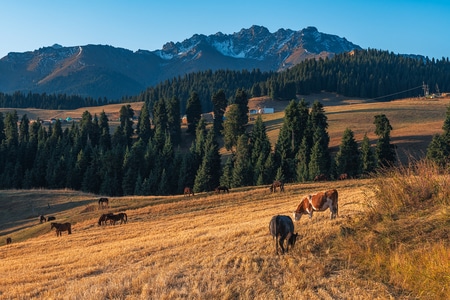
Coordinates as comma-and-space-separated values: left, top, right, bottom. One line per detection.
269, 215, 298, 255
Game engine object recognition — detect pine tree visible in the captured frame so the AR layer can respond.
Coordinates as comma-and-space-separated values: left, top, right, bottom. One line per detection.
98, 111, 111, 150
426, 134, 449, 167
186, 91, 202, 134
220, 156, 234, 188
335, 128, 360, 177
360, 133, 376, 174
194, 129, 221, 192
166, 96, 181, 146
308, 126, 329, 179
233, 88, 249, 128
137, 101, 152, 144
250, 115, 271, 185
212, 89, 227, 136
231, 134, 252, 188
296, 136, 310, 182
222, 104, 243, 151
374, 114, 396, 167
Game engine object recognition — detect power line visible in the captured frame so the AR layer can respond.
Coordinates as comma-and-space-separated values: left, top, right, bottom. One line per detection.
366, 85, 424, 101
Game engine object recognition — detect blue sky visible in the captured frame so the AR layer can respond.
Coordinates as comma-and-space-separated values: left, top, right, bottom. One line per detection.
1, 0, 449, 59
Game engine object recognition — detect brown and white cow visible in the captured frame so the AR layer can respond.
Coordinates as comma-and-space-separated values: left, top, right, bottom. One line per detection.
293, 189, 338, 221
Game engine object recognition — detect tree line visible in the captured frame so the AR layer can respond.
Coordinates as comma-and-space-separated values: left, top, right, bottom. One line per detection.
2, 49, 448, 113
0, 87, 397, 196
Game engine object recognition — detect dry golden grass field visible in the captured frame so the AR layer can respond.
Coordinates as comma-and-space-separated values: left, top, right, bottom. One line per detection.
0, 180, 394, 299
1, 93, 450, 299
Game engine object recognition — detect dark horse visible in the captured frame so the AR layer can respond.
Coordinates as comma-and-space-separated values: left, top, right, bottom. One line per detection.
106, 213, 128, 225
98, 197, 109, 209
6, 237, 12, 244
50, 222, 72, 236
40, 215, 46, 223
47, 216, 56, 221
184, 187, 194, 197
98, 213, 114, 226
215, 186, 229, 194
270, 180, 285, 193
269, 215, 298, 255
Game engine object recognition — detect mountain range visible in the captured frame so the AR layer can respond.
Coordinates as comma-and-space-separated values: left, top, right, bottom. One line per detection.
0, 25, 362, 100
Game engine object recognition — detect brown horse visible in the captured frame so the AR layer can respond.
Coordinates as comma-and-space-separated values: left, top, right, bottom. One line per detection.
50, 222, 72, 236
184, 187, 194, 196
98, 197, 109, 209
270, 180, 285, 192
338, 173, 349, 180
215, 186, 229, 194
314, 174, 328, 181
98, 213, 113, 226
106, 213, 128, 225
6, 237, 12, 244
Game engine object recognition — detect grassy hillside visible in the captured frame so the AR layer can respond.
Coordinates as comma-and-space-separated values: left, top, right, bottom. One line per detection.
1, 93, 449, 299
1, 161, 449, 299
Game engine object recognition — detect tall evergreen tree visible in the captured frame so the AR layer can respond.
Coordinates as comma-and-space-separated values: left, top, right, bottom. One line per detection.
194, 129, 221, 192
233, 88, 249, 129
166, 96, 181, 146
360, 133, 376, 174
212, 89, 227, 136
250, 115, 272, 185
222, 104, 244, 151
374, 114, 396, 167
186, 91, 202, 134
136, 101, 152, 144
231, 134, 252, 188
335, 128, 360, 177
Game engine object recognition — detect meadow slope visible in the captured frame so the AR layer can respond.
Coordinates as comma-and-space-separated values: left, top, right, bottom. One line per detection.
0, 180, 398, 299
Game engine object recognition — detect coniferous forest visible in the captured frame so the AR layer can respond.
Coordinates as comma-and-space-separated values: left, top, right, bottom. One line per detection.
0, 49, 449, 196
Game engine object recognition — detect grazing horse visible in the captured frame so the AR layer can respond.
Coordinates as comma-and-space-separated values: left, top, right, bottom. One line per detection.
106, 213, 128, 225
270, 180, 285, 193
98, 213, 113, 226
98, 197, 109, 209
293, 189, 338, 221
40, 215, 46, 223
314, 174, 328, 181
50, 222, 72, 236
184, 187, 194, 197
6, 237, 12, 244
338, 173, 349, 180
46, 216, 56, 221
269, 215, 298, 255
215, 186, 229, 194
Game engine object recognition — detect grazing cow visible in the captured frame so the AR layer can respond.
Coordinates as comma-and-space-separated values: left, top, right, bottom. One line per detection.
215, 186, 229, 194
50, 222, 72, 236
98, 213, 114, 226
6, 237, 12, 244
40, 215, 46, 223
293, 189, 338, 221
47, 216, 56, 221
184, 187, 194, 197
269, 215, 298, 255
270, 180, 285, 193
338, 173, 348, 180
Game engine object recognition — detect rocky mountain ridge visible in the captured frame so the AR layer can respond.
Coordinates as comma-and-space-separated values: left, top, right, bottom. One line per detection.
0, 26, 361, 100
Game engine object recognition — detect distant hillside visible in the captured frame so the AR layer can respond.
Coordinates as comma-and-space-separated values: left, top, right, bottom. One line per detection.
0, 26, 361, 100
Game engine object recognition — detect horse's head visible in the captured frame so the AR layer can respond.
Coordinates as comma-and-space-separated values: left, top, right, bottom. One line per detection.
50, 222, 56, 229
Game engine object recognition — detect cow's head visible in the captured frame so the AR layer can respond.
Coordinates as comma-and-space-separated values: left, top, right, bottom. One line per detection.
289, 232, 298, 247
